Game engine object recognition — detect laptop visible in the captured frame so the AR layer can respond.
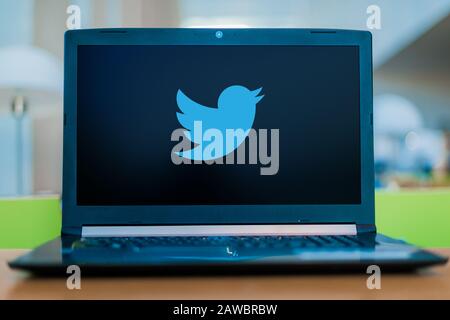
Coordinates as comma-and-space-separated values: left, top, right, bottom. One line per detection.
9, 28, 447, 274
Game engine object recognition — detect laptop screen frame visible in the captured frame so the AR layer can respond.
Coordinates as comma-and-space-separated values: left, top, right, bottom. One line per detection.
62, 28, 374, 235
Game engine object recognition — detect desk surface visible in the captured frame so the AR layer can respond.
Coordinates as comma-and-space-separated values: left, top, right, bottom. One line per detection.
1, 249, 449, 300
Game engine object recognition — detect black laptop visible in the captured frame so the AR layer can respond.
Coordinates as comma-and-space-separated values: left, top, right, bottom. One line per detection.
9, 28, 447, 274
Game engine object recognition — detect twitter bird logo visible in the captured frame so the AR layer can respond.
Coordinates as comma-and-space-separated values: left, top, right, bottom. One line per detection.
176, 85, 264, 161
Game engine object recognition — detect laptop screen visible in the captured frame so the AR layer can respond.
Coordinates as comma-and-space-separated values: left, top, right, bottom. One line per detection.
76, 45, 360, 206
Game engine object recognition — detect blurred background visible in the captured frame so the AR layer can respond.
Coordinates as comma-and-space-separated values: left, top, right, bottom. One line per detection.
1, 0, 449, 197
0, 0, 450, 248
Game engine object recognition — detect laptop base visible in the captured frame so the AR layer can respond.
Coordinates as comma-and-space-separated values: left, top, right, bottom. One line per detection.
9, 234, 447, 276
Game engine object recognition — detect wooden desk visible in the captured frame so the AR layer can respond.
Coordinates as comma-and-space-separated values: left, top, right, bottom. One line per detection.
1, 249, 449, 300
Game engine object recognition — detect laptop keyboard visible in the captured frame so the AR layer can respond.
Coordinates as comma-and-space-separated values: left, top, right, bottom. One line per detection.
74, 235, 369, 250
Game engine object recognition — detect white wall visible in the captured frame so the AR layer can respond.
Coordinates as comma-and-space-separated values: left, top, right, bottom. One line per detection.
0, 0, 35, 46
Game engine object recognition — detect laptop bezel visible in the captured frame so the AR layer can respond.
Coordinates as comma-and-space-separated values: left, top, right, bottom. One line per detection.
62, 28, 374, 235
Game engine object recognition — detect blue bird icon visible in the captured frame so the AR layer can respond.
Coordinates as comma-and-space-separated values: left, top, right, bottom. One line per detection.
176, 85, 264, 161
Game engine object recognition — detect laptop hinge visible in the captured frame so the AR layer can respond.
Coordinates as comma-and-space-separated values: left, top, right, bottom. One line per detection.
356, 224, 377, 234
81, 224, 357, 237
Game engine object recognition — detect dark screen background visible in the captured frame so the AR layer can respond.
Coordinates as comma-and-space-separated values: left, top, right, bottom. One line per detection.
77, 45, 360, 205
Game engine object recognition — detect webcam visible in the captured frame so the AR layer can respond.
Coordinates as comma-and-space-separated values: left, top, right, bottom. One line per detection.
215, 30, 223, 39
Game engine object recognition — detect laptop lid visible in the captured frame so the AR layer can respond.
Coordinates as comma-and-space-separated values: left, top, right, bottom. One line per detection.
62, 28, 374, 235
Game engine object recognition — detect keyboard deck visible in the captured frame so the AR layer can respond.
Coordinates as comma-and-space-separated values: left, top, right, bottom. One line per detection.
74, 235, 371, 250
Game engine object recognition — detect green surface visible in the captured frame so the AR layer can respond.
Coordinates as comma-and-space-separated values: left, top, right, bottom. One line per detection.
0, 191, 449, 248
0, 197, 61, 248
376, 190, 450, 248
